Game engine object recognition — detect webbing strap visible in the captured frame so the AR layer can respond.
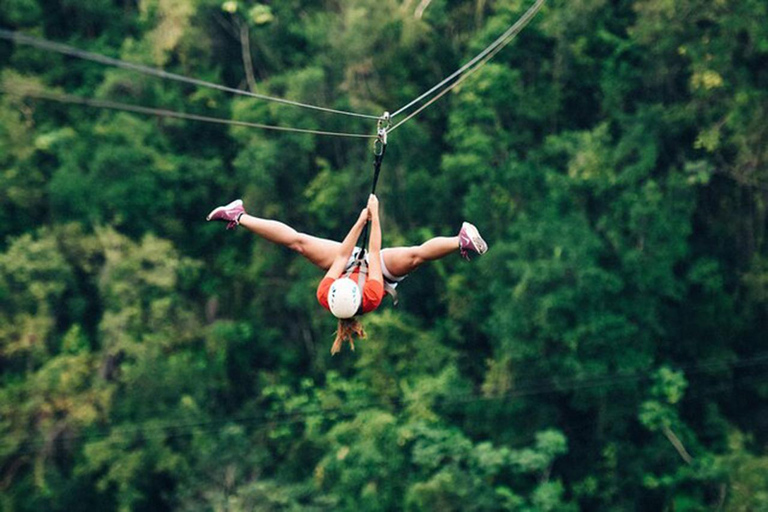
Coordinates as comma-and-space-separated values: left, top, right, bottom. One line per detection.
343, 251, 369, 291
357, 115, 389, 260
342, 256, 368, 315
352, 114, 393, 309
384, 282, 398, 305
344, 252, 398, 306
357, 141, 387, 259
356, 263, 366, 295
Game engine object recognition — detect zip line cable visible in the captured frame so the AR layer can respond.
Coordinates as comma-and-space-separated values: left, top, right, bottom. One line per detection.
1, 0, 545, 140
504, 350, 768, 396
388, 24, 516, 133
0, 29, 380, 121
4, 351, 768, 456
0, 85, 376, 139
390, 0, 546, 120
9, 371, 768, 459
388, 0, 546, 133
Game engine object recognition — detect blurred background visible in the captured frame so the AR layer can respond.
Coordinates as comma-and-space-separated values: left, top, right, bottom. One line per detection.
1, 0, 767, 510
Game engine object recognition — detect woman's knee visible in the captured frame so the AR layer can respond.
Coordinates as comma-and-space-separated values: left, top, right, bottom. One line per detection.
290, 233, 337, 269
288, 233, 310, 254
398, 247, 424, 270
409, 248, 426, 268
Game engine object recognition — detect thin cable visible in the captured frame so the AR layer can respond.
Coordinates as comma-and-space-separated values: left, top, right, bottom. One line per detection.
388, 2, 539, 135
4, 351, 768, 456
388, 24, 509, 133
0, 28, 380, 121
9, 371, 768, 459
0, 85, 376, 139
391, 0, 546, 120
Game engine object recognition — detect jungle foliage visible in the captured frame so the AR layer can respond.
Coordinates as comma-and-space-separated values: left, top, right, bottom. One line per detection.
1, 0, 767, 510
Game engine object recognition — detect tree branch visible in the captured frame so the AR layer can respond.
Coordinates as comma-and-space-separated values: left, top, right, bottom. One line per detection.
238, 20, 258, 93
414, 0, 433, 19
661, 425, 693, 465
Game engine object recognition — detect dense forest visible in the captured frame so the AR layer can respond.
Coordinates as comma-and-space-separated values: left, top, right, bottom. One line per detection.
1, 0, 767, 510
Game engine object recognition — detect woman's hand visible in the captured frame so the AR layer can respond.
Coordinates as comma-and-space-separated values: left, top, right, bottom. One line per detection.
367, 194, 379, 219
357, 207, 369, 225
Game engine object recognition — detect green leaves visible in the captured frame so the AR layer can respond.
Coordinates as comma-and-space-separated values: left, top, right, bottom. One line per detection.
0, 0, 42, 26
405, 424, 572, 512
2, 0, 768, 510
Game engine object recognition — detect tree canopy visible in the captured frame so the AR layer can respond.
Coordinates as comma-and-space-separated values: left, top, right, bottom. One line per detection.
1, 0, 767, 510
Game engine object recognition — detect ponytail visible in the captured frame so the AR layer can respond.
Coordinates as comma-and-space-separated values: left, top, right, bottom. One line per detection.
331, 317, 366, 355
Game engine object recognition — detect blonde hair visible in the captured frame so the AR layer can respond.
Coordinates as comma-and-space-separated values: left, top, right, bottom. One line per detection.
330, 317, 366, 355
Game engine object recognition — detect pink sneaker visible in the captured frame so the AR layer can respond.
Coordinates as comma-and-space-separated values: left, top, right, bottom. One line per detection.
459, 222, 488, 260
206, 199, 245, 230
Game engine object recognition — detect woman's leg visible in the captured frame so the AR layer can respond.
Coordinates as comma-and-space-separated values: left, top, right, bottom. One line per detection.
238, 214, 341, 270
381, 236, 459, 277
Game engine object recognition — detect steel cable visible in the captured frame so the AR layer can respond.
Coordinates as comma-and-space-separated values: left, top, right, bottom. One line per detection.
3, 351, 767, 456
0, 28, 380, 121
390, 0, 546, 121
0, 85, 376, 139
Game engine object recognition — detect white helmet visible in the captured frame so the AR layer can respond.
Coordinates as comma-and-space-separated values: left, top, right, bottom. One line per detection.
328, 278, 361, 319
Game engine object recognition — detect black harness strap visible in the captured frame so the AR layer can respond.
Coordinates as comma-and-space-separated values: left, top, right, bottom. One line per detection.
343, 249, 399, 307
358, 141, 386, 257
357, 113, 389, 260
350, 113, 398, 308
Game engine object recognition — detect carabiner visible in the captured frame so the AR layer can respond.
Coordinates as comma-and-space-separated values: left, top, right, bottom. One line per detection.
374, 111, 390, 156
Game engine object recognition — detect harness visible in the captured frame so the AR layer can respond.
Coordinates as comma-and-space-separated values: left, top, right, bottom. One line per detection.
342, 252, 399, 308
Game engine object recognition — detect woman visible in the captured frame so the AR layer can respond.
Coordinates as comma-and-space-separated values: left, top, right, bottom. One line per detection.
206, 194, 487, 354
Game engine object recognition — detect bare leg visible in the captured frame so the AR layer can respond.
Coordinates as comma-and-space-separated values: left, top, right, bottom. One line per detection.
381, 236, 459, 277
238, 214, 341, 270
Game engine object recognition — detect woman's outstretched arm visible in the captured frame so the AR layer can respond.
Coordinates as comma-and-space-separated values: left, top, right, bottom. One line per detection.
324, 207, 369, 280
366, 194, 383, 284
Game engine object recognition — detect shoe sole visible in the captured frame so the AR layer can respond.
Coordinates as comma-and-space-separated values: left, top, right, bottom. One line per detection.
206, 199, 243, 221
462, 222, 488, 254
